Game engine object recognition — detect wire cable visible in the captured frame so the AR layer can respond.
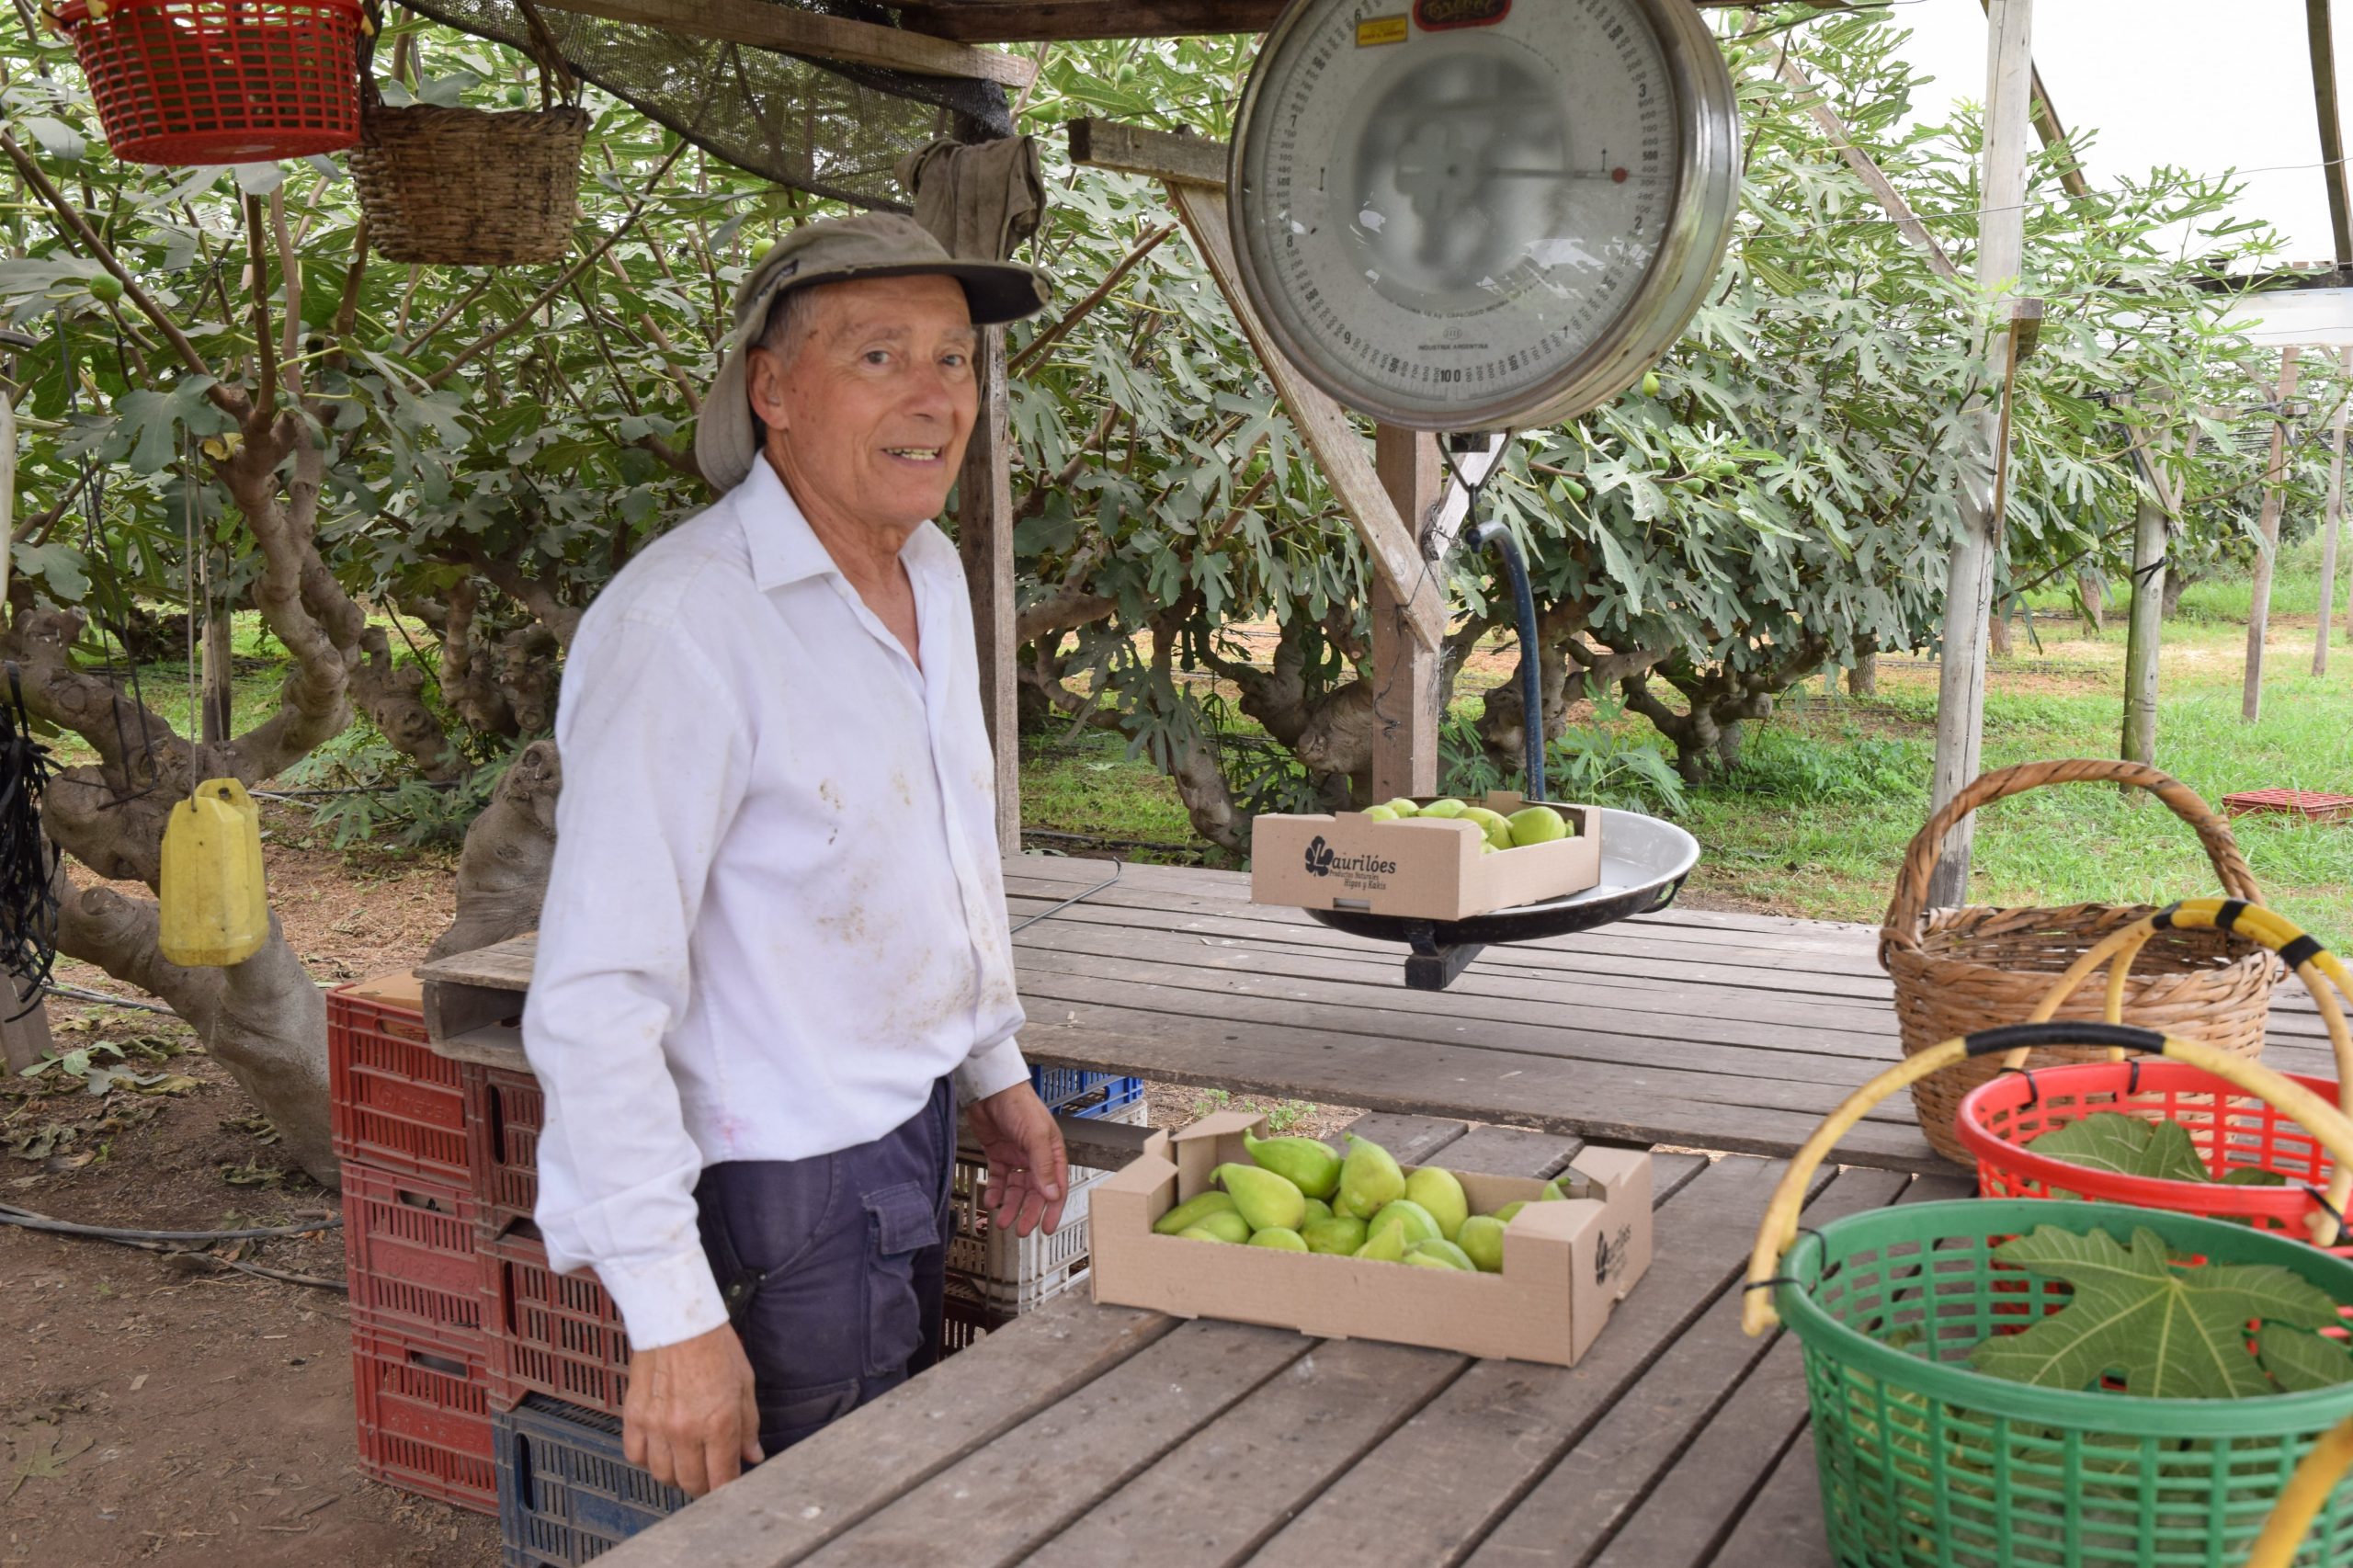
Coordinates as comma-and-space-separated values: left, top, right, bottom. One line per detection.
1010, 858, 1124, 934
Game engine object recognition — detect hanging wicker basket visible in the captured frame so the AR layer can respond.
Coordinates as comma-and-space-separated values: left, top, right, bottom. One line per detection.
51, 0, 367, 165
347, 8, 586, 267
1878, 758, 2278, 1165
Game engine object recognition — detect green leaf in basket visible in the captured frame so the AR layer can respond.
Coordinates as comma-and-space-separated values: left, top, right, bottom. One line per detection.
2255, 1323, 2353, 1392
1968, 1224, 2343, 1399
2029, 1112, 2211, 1185
2220, 1165, 2291, 1187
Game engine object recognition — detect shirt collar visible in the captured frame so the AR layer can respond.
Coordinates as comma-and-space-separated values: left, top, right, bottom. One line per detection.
732, 453, 957, 590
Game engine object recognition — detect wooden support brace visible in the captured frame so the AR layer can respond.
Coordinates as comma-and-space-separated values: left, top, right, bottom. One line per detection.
1067, 119, 1447, 653
522, 0, 1037, 86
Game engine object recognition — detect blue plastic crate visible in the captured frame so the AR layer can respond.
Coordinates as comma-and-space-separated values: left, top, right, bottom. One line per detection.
494, 1394, 687, 1566
1029, 1066, 1143, 1119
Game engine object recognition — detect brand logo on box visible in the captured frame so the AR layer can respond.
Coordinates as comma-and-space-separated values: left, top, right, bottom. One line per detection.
1304, 835, 1336, 877
1415, 0, 1509, 29
1303, 835, 1398, 880
1596, 1221, 1634, 1285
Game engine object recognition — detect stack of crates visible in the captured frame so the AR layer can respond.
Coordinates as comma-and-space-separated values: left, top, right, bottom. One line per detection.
337, 970, 1146, 1551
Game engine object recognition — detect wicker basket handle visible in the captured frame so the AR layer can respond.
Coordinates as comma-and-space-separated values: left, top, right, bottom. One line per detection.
1880, 759, 2260, 955
1741, 1021, 2353, 1336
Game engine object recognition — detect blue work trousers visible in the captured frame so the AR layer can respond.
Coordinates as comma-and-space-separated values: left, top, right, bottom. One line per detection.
692, 1076, 955, 1455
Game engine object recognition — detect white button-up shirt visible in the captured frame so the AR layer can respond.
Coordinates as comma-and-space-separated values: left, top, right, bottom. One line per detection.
521, 457, 1030, 1351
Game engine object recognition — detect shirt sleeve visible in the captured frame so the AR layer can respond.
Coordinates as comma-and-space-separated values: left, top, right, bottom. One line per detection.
955, 1036, 1030, 1104
522, 606, 750, 1352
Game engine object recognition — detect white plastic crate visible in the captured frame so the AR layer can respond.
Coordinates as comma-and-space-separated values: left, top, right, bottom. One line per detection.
946, 1098, 1148, 1311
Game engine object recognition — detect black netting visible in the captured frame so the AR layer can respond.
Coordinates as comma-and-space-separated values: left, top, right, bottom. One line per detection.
397, 0, 1012, 210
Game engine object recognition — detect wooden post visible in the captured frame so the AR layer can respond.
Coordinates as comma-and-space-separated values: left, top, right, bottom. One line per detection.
200, 608, 233, 744
1, 995, 52, 1074
2244, 347, 2302, 724
1926, 0, 2036, 908
958, 327, 1021, 851
2317, 347, 2349, 677
1370, 427, 1441, 801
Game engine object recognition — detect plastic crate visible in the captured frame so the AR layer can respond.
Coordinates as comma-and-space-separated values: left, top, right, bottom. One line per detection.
948, 1137, 1136, 1311
329, 985, 474, 1184
344, 1163, 484, 1346
482, 1224, 631, 1416
494, 1394, 687, 1567
1031, 1067, 1144, 1119
351, 1322, 497, 1516
940, 1286, 1015, 1358
470, 1067, 543, 1229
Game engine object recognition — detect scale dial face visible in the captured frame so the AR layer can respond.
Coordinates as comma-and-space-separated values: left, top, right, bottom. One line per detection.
1230, 0, 1739, 431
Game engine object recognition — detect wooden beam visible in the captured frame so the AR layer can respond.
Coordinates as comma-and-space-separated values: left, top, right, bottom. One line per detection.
2315, 347, 2347, 677
1765, 45, 1958, 280
1926, 0, 2035, 907
2246, 347, 2303, 723
1066, 117, 1224, 187
1370, 427, 1443, 801
523, 0, 1036, 86
2312, 0, 2353, 271
1973, 0, 2090, 201
903, 0, 1851, 42
961, 328, 1023, 851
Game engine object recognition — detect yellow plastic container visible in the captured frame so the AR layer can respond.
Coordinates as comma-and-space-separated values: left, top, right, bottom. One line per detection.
158, 778, 267, 968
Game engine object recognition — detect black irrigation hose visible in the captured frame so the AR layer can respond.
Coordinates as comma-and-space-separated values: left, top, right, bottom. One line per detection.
0, 1203, 342, 1243
0, 669, 60, 1021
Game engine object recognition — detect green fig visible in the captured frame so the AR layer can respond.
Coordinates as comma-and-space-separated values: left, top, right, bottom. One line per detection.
1154, 1190, 1241, 1236
1540, 1177, 1572, 1202
1300, 1197, 1333, 1224
1337, 1134, 1406, 1221
1381, 798, 1420, 817
1507, 804, 1568, 847
1177, 1224, 1235, 1244
1404, 1167, 1470, 1241
1243, 1130, 1342, 1200
1404, 1239, 1476, 1271
1248, 1226, 1309, 1251
1196, 1210, 1253, 1244
1214, 1163, 1306, 1233
1418, 797, 1468, 819
1460, 806, 1515, 851
1458, 1214, 1506, 1272
1361, 803, 1400, 823
1641, 369, 1662, 398
1353, 1218, 1410, 1263
1367, 1199, 1441, 1247
1490, 1200, 1528, 1225
1302, 1215, 1368, 1255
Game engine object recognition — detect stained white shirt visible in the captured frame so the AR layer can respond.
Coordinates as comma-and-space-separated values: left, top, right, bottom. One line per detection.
521, 456, 1030, 1351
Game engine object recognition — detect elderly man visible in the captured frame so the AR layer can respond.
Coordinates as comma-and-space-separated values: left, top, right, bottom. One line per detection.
522, 212, 1067, 1497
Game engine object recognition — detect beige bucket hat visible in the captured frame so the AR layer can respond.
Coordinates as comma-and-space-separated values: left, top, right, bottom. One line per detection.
694, 210, 1051, 493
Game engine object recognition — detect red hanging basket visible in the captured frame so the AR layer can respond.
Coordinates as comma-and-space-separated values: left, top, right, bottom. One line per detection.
53, 0, 365, 165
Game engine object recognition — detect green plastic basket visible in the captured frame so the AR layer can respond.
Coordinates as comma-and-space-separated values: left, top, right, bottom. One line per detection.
1778, 1198, 2353, 1567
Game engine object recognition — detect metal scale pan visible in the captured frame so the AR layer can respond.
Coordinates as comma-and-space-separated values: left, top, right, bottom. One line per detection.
1305, 809, 1700, 991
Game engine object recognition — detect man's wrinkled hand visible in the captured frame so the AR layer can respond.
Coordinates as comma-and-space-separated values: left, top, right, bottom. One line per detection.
966, 1082, 1068, 1238
621, 1322, 764, 1497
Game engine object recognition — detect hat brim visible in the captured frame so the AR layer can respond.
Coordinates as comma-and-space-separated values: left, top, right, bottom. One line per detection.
772, 258, 1051, 326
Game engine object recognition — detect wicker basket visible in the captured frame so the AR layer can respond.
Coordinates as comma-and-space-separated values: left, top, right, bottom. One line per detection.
348, 93, 587, 267
1878, 758, 2277, 1165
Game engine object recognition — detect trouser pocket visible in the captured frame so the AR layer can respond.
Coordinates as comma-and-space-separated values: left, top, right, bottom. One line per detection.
861, 1179, 940, 1380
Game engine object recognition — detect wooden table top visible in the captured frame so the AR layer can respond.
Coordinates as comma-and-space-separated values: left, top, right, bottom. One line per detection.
417, 853, 2343, 1176
589, 1114, 1971, 1568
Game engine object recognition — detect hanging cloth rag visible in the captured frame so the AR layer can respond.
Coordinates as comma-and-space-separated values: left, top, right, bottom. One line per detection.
893, 134, 1046, 263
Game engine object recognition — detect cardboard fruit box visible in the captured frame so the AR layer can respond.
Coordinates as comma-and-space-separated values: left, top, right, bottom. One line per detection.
1089, 1111, 1653, 1367
1249, 791, 1602, 922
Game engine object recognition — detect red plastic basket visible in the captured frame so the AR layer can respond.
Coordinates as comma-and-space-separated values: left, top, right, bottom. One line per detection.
350, 1321, 496, 1516
469, 1066, 541, 1229
328, 985, 474, 1185
342, 1163, 484, 1345
480, 1223, 630, 1416
54, 0, 365, 165
1956, 1059, 2353, 1252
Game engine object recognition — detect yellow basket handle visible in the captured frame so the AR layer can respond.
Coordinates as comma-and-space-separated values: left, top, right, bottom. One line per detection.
1744, 1023, 2353, 1336
2003, 900, 2353, 1092
2247, 1415, 2353, 1568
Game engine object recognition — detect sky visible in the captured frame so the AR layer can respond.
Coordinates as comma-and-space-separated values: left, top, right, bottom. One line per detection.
1881, 0, 2350, 344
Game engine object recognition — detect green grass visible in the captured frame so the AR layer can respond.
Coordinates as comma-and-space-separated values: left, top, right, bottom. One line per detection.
1018, 571, 2353, 950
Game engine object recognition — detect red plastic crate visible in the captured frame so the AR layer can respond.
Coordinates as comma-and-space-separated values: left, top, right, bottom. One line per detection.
2222, 787, 2353, 823
329, 985, 473, 1184
343, 1164, 484, 1346
469, 1067, 542, 1228
350, 1322, 496, 1516
481, 1224, 631, 1416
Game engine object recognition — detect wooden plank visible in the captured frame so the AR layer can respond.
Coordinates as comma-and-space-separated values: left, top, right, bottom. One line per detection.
959, 326, 1022, 852
1023, 1125, 1576, 1568
2247, 347, 2303, 724
422, 980, 524, 1048
1646, 1152, 1711, 1201
1055, 1112, 1156, 1172
416, 932, 537, 994
432, 1021, 529, 1073
526, 0, 1036, 85
799, 1319, 1312, 1567
1765, 45, 1958, 278
1066, 117, 1226, 187
1708, 1426, 1829, 1568
1240, 1155, 1841, 1565
2311, 0, 2353, 270
1460, 1169, 1910, 1565
595, 1294, 1176, 1568
1330, 1112, 1468, 1165
1370, 426, 1443, 801
899, 1, 1288, 42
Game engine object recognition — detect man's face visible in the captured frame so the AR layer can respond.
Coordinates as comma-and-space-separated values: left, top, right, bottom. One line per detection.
745, 274, 980, 536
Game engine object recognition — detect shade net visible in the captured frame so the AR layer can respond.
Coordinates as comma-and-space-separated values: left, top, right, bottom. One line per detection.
396, 0, 1012, 210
